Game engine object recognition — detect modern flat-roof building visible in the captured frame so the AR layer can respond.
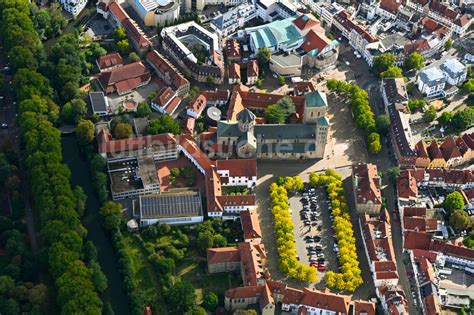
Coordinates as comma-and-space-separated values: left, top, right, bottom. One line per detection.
61, 0, 87, 16
89, 92, 110, 116
269, 53, 303, 77
440, 58, 467, 86
133, 190, 203, 226
417, 67, 446, 97
130, 0, 180, 26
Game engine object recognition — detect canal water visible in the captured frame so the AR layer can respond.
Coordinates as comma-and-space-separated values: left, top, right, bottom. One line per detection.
61, 134, 129, 315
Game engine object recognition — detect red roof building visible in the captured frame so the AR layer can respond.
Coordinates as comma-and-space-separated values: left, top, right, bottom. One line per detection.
96, 53, 123, 72
97, 61, 151, 95
240, 210, 262, 241
352, 163, 382, 215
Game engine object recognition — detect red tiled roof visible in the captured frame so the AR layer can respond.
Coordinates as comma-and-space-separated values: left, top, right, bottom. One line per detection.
354, 300, 376, 315
427, 141, 444, 160
431, 239, 474, 259
225, 285, 264, 299
188, 94, 207, 116
97, 53, 123, 70
404, 39, 430, 54
376, 271, 399, 280
299, 288, 351, 314
293, 82, 315, 95
302, 30, 331, 54
229, 63, 241, 79
461, 133, 474, 149
334, 11, 376, 43
153, 87, 175, 107
218, 195, 256, 207
415, 141, 429, 158
226, 38, 240, 59
146, 50, 189, 90
247, 60, 259, 78
403, 217, 437, 232
98, 133, 176, 154
202, 89, 230, 102
424, 294, 441, 315
439, 137, 462, 161
282, 287, 305, 304
121, 18, 151, 48
353, 163, 382, 205
97, 61, 150, 94
238, 242, 266, 286
380, 0, 402, 15
420, 16, 440, 32
240, 210, 262, 240
403, 206, 426, 217
398, 169, 418, 200
374, 261, 397, 272
454, 14, 471, 27
293, 15, 320, 31
404, 231, 432, 250
108, 1, 128, 22
165, 96, 180, 114
412, 248, 438, 262
207, 246, 240, 264
216, 159, 257, 177
430, 1, 458, 20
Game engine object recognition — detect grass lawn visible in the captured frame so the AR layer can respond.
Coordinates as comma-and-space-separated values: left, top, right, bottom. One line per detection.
176, 250, 242, 305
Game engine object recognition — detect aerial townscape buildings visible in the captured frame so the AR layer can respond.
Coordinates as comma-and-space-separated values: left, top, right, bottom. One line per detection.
4, 0, 474, 313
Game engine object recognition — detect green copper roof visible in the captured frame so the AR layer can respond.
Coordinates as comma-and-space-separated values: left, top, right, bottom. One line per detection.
250, 18, 302, 50
305, 91, 328, 108
317, 116, 329, 127
237, 108, 256, 124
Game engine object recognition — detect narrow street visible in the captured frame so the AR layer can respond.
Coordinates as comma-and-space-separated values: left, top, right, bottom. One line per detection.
0, 46, 40, 258
362, 75, 418, 314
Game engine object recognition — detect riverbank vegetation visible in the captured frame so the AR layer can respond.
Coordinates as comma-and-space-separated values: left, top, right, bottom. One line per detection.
309, 170, 363, 292
269, 176, 317, 283
1, 0, 107, 312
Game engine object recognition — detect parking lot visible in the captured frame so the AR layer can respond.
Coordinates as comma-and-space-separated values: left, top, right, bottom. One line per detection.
289, 186, 339, 287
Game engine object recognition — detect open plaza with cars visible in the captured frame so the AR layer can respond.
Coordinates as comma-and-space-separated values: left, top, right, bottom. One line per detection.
289, 185, 339, 285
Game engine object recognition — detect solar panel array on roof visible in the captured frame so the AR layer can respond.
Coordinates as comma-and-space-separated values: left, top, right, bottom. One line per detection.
140, 193, 203, 218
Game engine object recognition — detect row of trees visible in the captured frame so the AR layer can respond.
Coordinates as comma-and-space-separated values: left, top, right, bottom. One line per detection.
437, 108, 474, 131
269, 177, 317, 282
327, 79, 382, 154
0, 152, 49, 314
309, 170, 363, 292
1, 1, 105, 312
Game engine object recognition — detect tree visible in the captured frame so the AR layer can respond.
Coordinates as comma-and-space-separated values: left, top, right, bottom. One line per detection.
368, 132, 382, 154
9, 46, 38, 72
463, 79, 474, 93
202, 292, 218, 311
116, 39, 130, 55
166, 281, 196, 312
404, 52, 424, 71
376, 114, 391, 136
444, 38, 453, 50
100, 202, 123, 232
444, 191, 465, 212
452, 108, 474, 130
276, 97, 295, 116
186, 306, 206, 315
255, 78, 263, 88
115, 27, 127, 41
407, 99, 426, 112
136, 103, 151, 118
114, 122, 132, 139
373, 53, 396, 76
197, 230, 214, 254
450, 210, 471, 230
61, 99, 87, 124
206, 76, 215, 86
128, 52, 141, 62
423, 105, 437, 122
74, 186, 87, 217
28, 284, 48, 306
278, 75, 285, 85
76, 120, 95, 146
0, 276, 14, 295
257, 48, 271, 63
0, 298, 20, 315
387, 166, 400, 184
146, 115, 181, 135
91, 261, 108, 293
265, 104, 286, 124
380, 66, 403, 78
437, 112, 453, 126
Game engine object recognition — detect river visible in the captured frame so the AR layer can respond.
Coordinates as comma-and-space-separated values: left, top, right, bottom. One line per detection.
61, 134, 130, 315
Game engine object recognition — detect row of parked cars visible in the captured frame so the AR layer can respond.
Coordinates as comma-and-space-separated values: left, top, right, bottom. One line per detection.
300, 188, 326, 272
